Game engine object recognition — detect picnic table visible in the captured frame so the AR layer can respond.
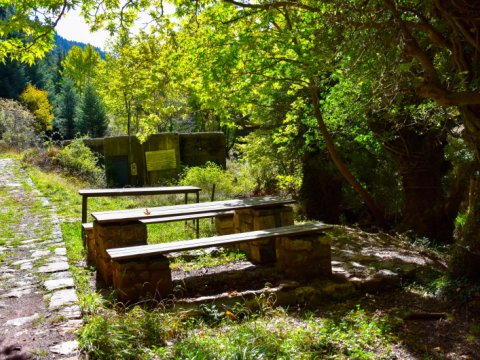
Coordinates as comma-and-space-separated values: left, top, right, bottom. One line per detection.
90, 196, 296, 285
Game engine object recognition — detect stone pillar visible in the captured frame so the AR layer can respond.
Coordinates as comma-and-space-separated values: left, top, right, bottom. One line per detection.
83, 226, 96, 266
234, 205, 294, 263
215, 213, 235, 235
94, 221, 148, 286
111, 255, 173, 303
276, 233, 332, 280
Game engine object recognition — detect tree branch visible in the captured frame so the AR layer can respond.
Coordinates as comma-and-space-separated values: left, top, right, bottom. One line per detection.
223, 0, 320, 12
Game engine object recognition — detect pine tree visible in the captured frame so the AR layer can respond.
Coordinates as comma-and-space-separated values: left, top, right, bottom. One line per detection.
55, 78, 79, 139
75, 83, 107, 138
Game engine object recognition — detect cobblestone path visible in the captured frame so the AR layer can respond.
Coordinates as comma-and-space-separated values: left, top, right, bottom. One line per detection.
0, 158, 81, 359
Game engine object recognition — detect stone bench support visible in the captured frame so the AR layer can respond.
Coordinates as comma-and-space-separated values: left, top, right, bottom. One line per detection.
82, 223, 96, 266
234, 206, 294, 263
112, 255, 173, 302
276, 233, 332, 279
94, 221, 147, 286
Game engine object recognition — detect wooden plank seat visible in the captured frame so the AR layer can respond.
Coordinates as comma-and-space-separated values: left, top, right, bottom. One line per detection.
106, 223, 333, 302
83, 211, 234, 267
92, 196, 295, 223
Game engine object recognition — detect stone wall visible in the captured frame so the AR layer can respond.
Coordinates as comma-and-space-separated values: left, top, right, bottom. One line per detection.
215, 213, 235, 235
72, 132, 226, 187
179, 132, 226, 169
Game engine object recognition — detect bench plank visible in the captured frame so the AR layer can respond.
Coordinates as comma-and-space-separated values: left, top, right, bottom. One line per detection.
108, 223, 331, 261
140, 210, 234, 224
93, 196, 295, 223
82, 223, 93, 230
79, 186, 201, 197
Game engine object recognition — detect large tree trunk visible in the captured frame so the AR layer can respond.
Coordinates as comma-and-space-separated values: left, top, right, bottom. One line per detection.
299, 146, 343, 223
449, 106, 480, 279
376, 124, 463, 243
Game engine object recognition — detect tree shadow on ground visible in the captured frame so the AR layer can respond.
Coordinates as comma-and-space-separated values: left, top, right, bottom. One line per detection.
0, 341, 33, 360
323, 286, 480, 359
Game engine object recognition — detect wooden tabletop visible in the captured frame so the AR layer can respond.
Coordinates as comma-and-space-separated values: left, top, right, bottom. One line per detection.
92, 196, 296, 223
79, 186, 201, 197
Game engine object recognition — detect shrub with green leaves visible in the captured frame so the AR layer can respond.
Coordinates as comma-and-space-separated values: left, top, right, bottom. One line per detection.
55, 138, 105, 186
180, 161, 253, 201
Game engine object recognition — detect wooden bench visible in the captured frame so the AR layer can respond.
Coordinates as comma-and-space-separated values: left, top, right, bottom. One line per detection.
107, 223, 333, 302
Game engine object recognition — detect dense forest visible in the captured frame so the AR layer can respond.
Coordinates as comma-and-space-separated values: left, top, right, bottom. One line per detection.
1, 1, 479, 280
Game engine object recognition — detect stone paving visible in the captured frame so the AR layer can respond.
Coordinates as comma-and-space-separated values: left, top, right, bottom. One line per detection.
0, 158, 81, 359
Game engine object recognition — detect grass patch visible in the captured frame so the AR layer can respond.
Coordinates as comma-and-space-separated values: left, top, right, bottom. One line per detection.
171, 249, 247, 271
79, 303, 395, 360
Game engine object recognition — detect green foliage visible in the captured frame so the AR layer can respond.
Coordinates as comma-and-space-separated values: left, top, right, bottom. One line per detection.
0, 3, 57, 64
61, 45, 102, 93
75, 83, 108, 138
236, 131, 302, 195
0, 98, 38, 149
19, 84, 54, 133
55, 78, 79, 139
80, 306, 168, 359
55, 138, 105, 185
173, 306, 393, 359
170, 248, 247, 272
78, 300, 394, 360
179, 161, 252, 201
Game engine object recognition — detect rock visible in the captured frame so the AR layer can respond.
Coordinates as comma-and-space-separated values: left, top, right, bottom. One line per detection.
50, 340, 78, 355
319, 281, 356, 299
48, 289, 78, 309
44, 277, 74, 291
38, 261, 70, 273
54, 248, 67, 256
5, 313, 40, 326
31, 250, 51, 258
2, 287, 32, 298
294, 286, 321, 305
20, 262, 33, 270
58, 305, 82, 319
361, 269, 400, 292
12, 259, 32, 266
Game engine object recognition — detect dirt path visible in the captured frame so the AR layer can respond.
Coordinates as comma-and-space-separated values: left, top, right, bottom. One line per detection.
0, 158, 81, 359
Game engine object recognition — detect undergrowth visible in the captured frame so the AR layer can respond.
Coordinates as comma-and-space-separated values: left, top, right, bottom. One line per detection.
17, 154, 397, 359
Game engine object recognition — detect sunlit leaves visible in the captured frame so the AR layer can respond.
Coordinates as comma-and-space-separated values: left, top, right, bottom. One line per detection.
0, 0, 76, 63
62, 45, 102, 92
19, 83, 54, 133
